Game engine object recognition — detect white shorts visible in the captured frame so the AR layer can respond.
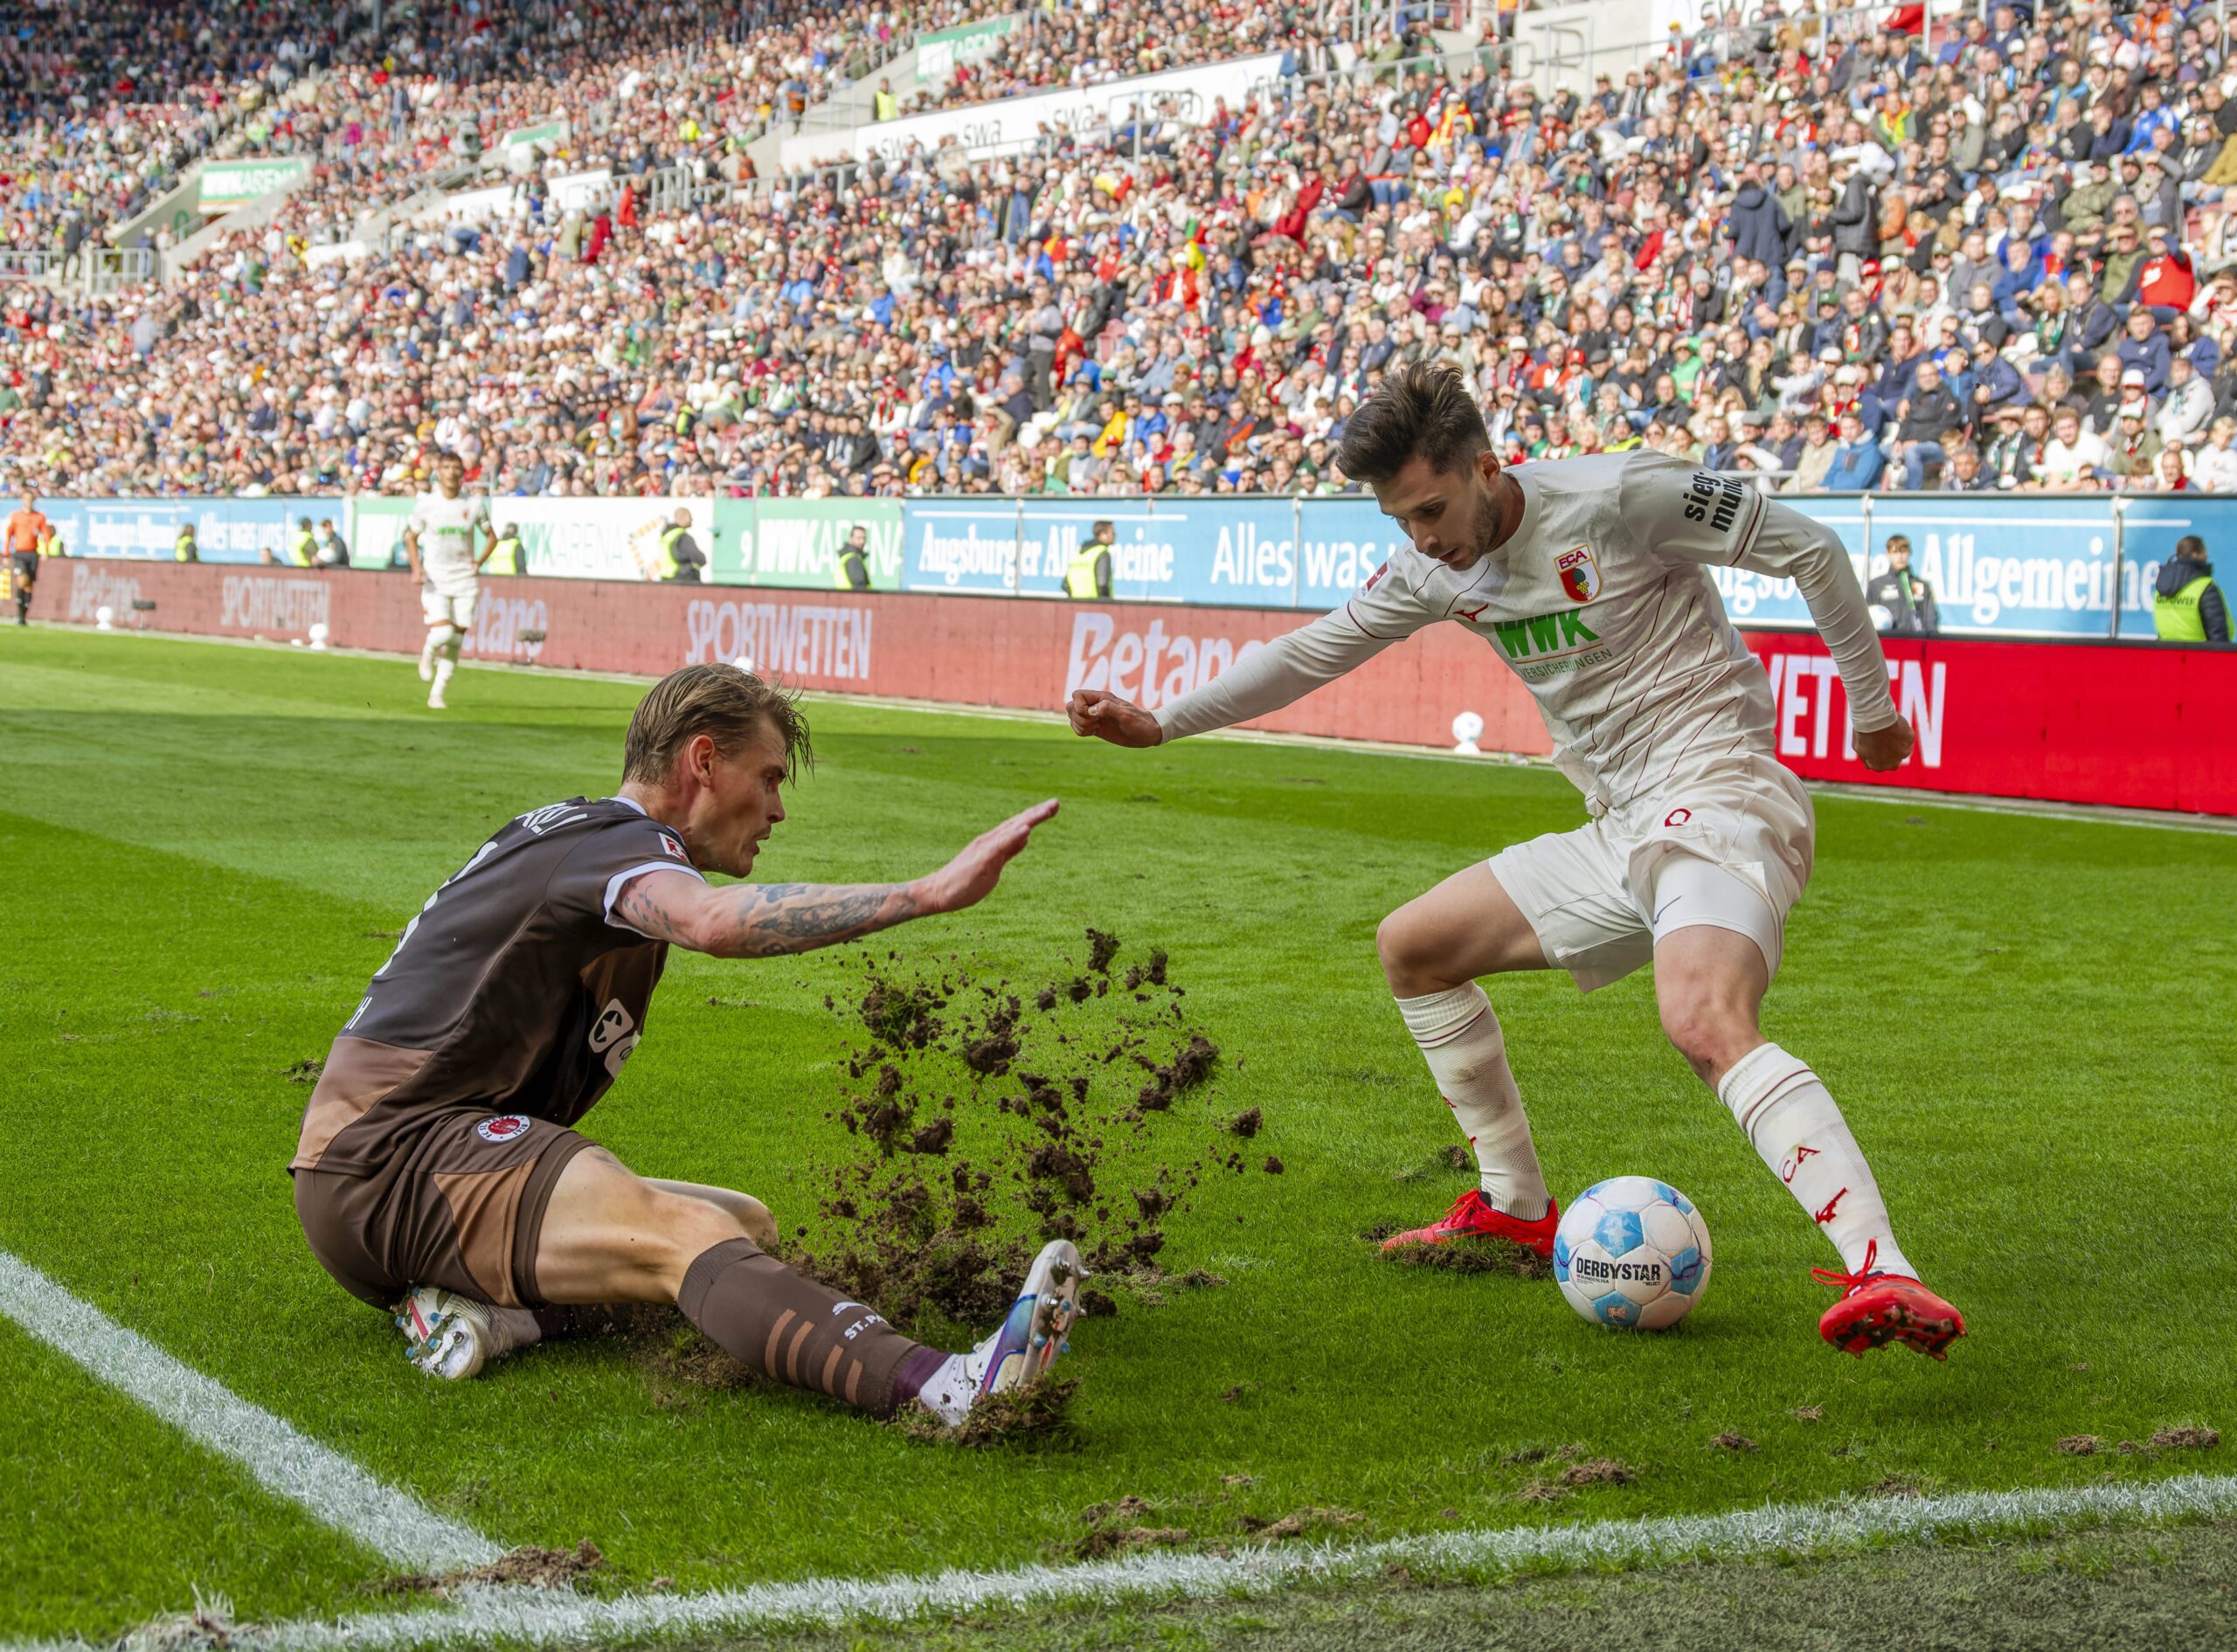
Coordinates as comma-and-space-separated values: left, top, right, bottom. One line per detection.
1488, 755, 1814, 992
421, 584, 479, 628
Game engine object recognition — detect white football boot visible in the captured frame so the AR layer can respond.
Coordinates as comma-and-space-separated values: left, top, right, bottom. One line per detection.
395, 1287, 532, 1379
913, 1240, 1084, 1426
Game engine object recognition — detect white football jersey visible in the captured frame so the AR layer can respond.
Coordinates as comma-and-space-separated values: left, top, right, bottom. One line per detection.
407, 491, 491, 594
1155, 452, 1899, 813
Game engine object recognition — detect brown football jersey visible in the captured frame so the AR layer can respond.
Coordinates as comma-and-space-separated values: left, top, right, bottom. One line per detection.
291, 797, 704, 1175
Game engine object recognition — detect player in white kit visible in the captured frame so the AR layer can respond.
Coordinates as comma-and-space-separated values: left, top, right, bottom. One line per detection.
1069, 363, 1964, 1359
404, 453, 493, 709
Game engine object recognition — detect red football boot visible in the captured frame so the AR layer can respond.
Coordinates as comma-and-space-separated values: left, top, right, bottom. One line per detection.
1814, 1241, 1967, 1359
1381, 1189, 1558, 1257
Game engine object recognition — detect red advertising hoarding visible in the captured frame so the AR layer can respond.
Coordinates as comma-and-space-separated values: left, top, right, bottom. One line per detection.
1745, 631, 2237, 817
33, 561, 2237, 816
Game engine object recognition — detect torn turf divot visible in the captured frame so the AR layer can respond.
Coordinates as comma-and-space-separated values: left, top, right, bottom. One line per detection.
54, 1472, 2234, 1652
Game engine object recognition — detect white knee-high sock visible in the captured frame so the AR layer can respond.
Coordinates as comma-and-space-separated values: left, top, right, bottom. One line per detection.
1718, 1042, 1915, 1280
1396, 984, 1549, 1220
420, 626, 445, 667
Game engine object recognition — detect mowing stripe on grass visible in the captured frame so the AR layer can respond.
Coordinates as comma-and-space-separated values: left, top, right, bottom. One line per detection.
55, 626, 2237, 837
17, 1469, 2229, 1652
0, 1251, 498, 1573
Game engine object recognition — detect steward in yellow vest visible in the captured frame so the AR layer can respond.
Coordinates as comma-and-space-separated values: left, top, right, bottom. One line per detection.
2152, 536, 2230, 643
654, 511, 704, 584
1065, 522, 1115, 599
835, 525, 872, 591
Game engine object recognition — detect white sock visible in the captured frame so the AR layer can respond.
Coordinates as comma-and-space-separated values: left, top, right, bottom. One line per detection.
419, 627, 444, 667
432, 655, 455, 694
1396, 984, 1550, 1220
912, 1351, 976, 1426
487, 1305, 542, 1358
1718, 1042, 1915, 1279
443, 628, 463, 664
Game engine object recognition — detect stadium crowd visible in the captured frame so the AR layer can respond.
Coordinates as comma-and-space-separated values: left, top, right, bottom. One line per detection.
0, 0, 364, 273
186, 0, 940, 251
5, 0, 2237, 501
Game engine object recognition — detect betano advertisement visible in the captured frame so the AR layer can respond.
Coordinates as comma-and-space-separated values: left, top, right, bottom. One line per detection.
30, 563, 2237, 816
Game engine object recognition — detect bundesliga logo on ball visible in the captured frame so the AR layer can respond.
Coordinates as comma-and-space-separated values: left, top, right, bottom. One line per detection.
1553, 1177, 1713, 1331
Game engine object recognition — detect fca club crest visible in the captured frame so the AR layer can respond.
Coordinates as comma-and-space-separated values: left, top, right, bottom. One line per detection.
1557, 546, 1601, 604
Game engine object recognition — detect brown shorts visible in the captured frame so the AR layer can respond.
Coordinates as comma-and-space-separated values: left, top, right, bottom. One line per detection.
294, 1106, 595, 1310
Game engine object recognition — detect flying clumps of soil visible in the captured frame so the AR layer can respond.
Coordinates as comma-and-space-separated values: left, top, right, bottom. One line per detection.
795, 930, 1260, 1339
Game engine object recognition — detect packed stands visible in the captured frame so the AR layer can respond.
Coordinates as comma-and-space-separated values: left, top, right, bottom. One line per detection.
3, 0, 2234, 501
0, 0, 364, 267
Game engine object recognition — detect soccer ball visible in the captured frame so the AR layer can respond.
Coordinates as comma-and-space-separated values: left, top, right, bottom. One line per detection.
1552, 1177, 1713, 1331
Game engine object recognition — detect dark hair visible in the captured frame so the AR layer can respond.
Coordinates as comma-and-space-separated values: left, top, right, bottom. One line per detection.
1333, 361, 1491, 486
623, 665, 812, 786
2178, 534, 2207, 560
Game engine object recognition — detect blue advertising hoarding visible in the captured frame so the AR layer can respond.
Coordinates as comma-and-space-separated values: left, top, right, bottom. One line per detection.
1628, 495, 2176, 639
33, 489, 2228, 639
38, 497, 308, 565
902, 495, 1400, 607
2114, 498, 2214, 635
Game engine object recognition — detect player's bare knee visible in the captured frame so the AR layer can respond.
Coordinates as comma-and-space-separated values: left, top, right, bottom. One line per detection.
722, 1192, 779, 1250
653, 1191, 761, 1279
1376, 904, 1451, 995
1658, 994, 1757, 1082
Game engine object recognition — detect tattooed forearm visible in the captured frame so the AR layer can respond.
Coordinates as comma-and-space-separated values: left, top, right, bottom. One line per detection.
615, 874, 932, 958
717, 881, 925, 957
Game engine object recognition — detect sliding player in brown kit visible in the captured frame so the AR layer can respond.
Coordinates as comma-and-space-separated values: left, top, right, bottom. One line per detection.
290, 665, 1082, 1424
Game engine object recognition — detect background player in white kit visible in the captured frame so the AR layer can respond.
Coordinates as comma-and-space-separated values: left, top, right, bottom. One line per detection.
1069, 363, 1965, 1360
403, 452, 493, 709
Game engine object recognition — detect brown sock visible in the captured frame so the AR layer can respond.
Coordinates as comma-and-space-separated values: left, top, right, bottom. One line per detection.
675, 1238, 929, 1415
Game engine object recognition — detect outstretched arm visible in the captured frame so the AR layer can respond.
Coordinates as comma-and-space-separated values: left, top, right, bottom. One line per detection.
1069, 584, 1426, 747
611, 799, 1058, 957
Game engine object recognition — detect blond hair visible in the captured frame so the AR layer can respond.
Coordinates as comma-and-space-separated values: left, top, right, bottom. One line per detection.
621, 665, 811, 785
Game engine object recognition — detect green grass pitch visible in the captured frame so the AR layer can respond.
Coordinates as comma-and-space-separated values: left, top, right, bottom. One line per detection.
1, 628, 2233, 1644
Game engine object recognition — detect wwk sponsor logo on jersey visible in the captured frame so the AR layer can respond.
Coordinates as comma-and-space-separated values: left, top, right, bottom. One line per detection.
476, 1114, 532, 1143
1484, 607, 1613, 684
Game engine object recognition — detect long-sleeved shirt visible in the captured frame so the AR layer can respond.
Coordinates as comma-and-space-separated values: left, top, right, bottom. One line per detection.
1153, 453, 1898, 813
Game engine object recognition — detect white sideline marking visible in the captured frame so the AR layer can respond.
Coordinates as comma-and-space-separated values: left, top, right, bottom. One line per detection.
0, 1250, 498, 1573
13, 1470, 2231, 1652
